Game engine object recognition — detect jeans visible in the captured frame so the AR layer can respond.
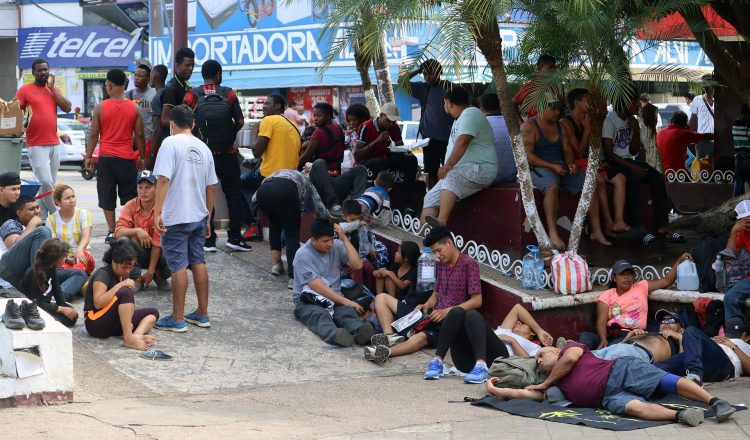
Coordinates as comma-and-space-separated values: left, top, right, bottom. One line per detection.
0, 228, 52, 288
56, 268, 87, 301
578, 331, 624, 350
161, 218, 207, 272
724, 277, 750, 325
308, 159, 368, 208
28, 145, 60, 219
654, 326, 734, 381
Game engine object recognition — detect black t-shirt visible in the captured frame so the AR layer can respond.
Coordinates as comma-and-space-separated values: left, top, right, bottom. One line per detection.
0, 202, 15, 225
84, 265, 118, 311
19, 267, 66, 315
159, 77, 191, 141
395, 265, 417, 302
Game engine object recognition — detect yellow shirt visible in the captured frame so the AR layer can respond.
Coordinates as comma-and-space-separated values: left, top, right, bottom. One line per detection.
258, 115, 302, 177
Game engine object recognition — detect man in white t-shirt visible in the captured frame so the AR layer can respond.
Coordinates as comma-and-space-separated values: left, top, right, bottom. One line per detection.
689, 75, 716, 161
153, 104, 219, 333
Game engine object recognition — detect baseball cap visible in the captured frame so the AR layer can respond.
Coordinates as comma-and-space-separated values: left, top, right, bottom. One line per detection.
736, 200, 750, 219
380, 102, 401, 122
725, 316, 748, 338
0, 171, 21, 187
655, 309, 683, 327
137, 170, 156, 185
611, 260, 634, 275
542, 92, 565, 110
136, 59, 152, 72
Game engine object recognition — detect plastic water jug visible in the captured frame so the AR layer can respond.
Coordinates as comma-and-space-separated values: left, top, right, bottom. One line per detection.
417, 247, 437, 292
522, 245, 544, 290
676, 259, 700, 291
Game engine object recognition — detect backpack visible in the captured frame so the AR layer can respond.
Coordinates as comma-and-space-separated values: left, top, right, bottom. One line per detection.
691, 234, 725, 292
488, 356, 546, 389
192, 85, 236, 152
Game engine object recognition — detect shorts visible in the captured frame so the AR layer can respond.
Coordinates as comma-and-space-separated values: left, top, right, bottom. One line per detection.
601, 357, 667, 415
423, 163, 495, 209
395, 301, 442, 347
530, 163, 585, 195
84, 287, 159, 338
97, 156, 137, 211
161, 218, 208, 272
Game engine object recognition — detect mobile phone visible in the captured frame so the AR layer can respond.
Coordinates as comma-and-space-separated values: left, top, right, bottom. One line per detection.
47, 74, 55, 86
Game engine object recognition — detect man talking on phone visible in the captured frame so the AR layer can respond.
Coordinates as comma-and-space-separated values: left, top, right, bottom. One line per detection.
16, 58, 72, 219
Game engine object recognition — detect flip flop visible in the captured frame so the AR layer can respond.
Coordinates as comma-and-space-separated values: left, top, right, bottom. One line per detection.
664, 232, 686, 243
141, 350, 173, 361
642, 233, 659, 245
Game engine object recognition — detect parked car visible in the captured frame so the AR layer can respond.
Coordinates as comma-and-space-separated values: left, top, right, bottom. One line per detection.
655, 103, 691, 129
396, 120, 424, 168
20, 118, 89, 168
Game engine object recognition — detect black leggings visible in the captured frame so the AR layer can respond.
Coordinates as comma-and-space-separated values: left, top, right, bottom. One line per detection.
256, 178, 301, 279
435, 308, 509, 373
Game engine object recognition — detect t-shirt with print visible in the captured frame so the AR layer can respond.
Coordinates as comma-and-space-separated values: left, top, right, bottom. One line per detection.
597, 280, 649, 330
717, 339, 750, 378
602, 111, 635, 160
291, 239, 348, 302
446, 107, 498, 177
556, 342, 616, 408
434, 253, 481, 310
47, 208, 92, 253
355, 118, 403, 162
258, 115, 302, 177
126, 87, 156, 141
494, 327, 540, 356
16, 83, 63, 147
152, 133, 219, 226
0, 219, 23, 245
689, 95, 714, 134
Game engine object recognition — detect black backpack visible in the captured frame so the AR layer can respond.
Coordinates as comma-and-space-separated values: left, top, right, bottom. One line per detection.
691, 234, 725, 292
192, 85, 236, 152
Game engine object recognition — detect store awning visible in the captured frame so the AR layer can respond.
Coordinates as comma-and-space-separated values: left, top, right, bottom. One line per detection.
216, 65, 400, 90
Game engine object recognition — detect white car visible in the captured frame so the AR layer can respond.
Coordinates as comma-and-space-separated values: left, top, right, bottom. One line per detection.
57, 118, 88, 164
396, 120, 424, 168
655, 103, 691, 129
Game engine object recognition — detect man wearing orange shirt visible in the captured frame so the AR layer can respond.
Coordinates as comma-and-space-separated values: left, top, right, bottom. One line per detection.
16, 58, 72, 219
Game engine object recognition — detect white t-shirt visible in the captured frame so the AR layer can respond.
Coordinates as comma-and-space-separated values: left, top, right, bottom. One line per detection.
494, 327, 541, 357
717, 339, 750, 378
153, 133, 219, 227
689, 95, 714, 134
602, 111, 635, 160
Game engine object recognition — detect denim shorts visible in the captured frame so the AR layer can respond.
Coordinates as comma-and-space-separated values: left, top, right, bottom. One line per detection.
602, 357, 667, 415
161, 218, 207, 272
530, 163, 585, 195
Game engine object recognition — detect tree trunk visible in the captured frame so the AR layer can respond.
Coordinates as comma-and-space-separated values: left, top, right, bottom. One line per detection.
372, 37, 395, 106
567, 86, 607, 253
473, 20, 553, 250
354, 45, 380, 117
671, 193, 750, 236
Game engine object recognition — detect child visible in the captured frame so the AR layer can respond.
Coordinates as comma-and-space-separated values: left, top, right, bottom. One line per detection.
47, 184, 95, 274
341, 199, 375, 290
355, 171, 393, 226
373, 240, 419, 301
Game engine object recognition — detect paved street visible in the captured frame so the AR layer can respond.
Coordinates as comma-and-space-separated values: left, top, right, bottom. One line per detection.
2, 169, 749, 439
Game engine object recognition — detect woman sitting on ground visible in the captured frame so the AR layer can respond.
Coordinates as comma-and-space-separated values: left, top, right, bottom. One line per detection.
373, 241, 419, 300
84, 239, 158, 350
579, 253, 691, 350
16, 238, 79, 327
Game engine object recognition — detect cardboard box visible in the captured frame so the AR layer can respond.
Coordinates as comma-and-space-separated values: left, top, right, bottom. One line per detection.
0, 98, 25, 137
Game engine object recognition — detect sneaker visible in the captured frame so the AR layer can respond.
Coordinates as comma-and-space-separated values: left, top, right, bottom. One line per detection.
226, 238, 252, 252
271, 263, 284, 276
2, 299, 25, 329
370, 333, 405, 348
20, 301, 45, 330
155, 315, 187, 332
677, 408, 704, 427
287, 278, 294, 290
203, 239, 218, 253
243, 225, 263, 242
104, 231, 116, 245
710, 399, 736, 422
464, 363, 489, 384
424, 358, 444, 380
354, 322, 375, 345
686, 370, 703, 386
184, 310, 211, 328
329, 204, 343, 217
333, 328, 354, 347
363, 345, 390, 364
154, 275, 171, 292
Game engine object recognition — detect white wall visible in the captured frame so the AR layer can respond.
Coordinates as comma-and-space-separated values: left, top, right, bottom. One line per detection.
0, 3, 18, 37
21, 2, 83, 28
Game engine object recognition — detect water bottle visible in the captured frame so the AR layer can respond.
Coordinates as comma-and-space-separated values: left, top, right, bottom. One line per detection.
713, 254, 724, 273
522, 245, 542, 290
417, 247, 437, 292
676, 259, 700, 291
534, 255, 545, 289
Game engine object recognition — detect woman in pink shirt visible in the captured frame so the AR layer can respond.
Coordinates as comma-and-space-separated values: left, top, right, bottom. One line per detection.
580, 253, 691, 349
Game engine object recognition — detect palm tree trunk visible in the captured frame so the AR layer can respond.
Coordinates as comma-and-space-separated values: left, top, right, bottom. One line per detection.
372, 37, 395, 105
567, 86, 607, 253
354, 45, 380, 117
473, 21, 553, 251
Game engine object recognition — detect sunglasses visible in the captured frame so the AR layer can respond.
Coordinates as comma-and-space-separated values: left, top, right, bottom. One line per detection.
660, 318, 677, 325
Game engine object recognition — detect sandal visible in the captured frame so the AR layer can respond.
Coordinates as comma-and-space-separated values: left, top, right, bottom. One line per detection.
642, 233, 658, 245
664, 232, 686, 243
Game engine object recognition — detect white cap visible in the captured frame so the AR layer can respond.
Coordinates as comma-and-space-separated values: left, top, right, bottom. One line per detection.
736, 200, 750, 219
380, 102, 401, 122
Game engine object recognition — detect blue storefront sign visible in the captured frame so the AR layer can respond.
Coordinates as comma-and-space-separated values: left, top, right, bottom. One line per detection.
18, 26, 144, 69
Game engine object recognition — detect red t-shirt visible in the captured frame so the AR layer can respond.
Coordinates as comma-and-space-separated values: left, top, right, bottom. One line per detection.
556, 342, 616, 408
513, 82, 537, 119
656, 124, 704, 171
99, 99, 138, 159
16, 83, 62, 147
355, 118, 402, 163
310, 122, 345, 173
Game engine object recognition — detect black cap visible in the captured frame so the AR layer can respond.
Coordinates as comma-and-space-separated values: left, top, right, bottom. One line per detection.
0, 171, 21, 187
611, 260, 634, 275
137, 170, 156, 185
655, 309, 683, 327
725, 316, 748, 338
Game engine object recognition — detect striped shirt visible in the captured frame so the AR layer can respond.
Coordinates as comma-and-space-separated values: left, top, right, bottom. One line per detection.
733, 119, 750, 152
47, 208, 92, 253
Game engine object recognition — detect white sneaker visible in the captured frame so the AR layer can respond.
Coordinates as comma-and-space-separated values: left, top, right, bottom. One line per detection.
271, 263, 284, 276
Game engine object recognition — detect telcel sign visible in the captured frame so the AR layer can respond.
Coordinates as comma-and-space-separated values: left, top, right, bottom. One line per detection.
18, 26, 143, 69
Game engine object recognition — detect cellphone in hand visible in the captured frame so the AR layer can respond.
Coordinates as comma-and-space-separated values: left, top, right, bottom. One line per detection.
47, 74, 55, 86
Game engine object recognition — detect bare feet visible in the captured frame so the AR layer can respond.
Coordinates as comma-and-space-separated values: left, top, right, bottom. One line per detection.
611, 221, 630, 233
590, 232, 613, 246
124, 334, 155, 351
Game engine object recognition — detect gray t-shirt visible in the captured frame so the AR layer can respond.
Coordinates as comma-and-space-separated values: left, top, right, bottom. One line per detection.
292, 239, 348, 302
127, 87, 156, 141
153, 133, 219, 226
602, 111, 635, 160
447, 107, 498, 176
410, 81, 454, 142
